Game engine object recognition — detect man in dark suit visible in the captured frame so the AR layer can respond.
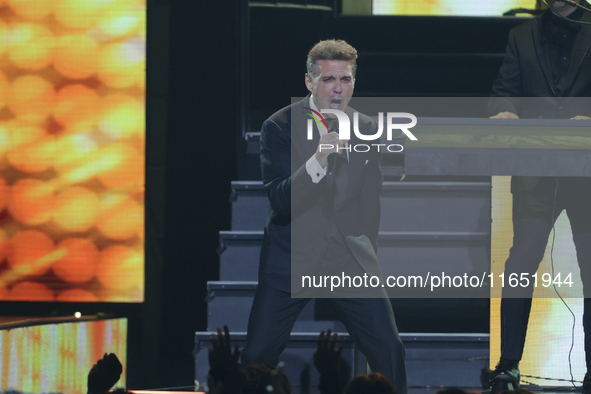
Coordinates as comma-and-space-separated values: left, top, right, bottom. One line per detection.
241, 39, 407, 393
484, 0, 591, 391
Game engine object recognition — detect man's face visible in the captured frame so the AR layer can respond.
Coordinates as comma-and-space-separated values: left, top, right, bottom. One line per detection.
305, 60, 355, 119
547, 0, 580, 16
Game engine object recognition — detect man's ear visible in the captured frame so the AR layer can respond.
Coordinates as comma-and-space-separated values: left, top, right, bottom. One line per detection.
305, 73, 313, 92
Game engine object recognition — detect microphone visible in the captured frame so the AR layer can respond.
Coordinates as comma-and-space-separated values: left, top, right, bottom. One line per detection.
326, 120, 339, 190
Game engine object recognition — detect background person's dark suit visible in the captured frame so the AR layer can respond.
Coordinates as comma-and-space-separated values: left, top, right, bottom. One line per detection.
241, 96, 407, 394
490, 6, 591, 368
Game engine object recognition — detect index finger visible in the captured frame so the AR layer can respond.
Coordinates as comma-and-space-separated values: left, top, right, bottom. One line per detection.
329, 332, 338, 351
217, 327, 223, 346
317, 330, 326, 348
223, 325, 231, 347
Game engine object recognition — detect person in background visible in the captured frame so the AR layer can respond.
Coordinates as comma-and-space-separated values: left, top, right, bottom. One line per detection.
485, 0, 591, 392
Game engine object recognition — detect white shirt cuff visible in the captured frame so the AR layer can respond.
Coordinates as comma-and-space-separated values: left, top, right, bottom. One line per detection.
306, 154, 326, 183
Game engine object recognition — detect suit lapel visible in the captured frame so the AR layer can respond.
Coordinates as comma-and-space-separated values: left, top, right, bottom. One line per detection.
292, 96, 320, 166
564, 9, 591, 94
531, 15, 558, 96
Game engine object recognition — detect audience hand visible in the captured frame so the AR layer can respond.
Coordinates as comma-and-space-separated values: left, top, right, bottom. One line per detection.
209, 325, 241, 370
208, 325, 246, 394
314, 329, 344, 375
87, 353, 123, 394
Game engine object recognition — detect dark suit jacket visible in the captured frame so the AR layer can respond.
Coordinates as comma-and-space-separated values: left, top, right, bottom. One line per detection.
258, 96, 382, 293
491, 7, 591, 119
490, 8, 591, 196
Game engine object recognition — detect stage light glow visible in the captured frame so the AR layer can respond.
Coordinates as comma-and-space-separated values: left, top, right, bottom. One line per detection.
0, 71, 8, 109
7, 281, 54, 301
0, 175, 8, 213
74, 311, 81, 318
6, 0, 53, 21
0, 0, 145, 303
57, 142, 142, 186
0, 125, 10, 158
7, 230, 57, 277
96, 245, 142, 292
54, 35, 99, 80
52, 187, 100, 232
7, 121, 46, 147
53, 133, 99, 174
97, 0, 144, 38
97, 40, 145, 88
373, 0, 537, 16
7, 134, 56, 173
53, 0, 106, 29
95, 142, 144, 188
6, 24, 55, 71
54, 84, 102, 131
0, 22, 7, 56
53, 238, 99, 283
97, 194, 143, 240
99, 95, 143, 139
58, 289, 99, 302
8, 75, 56, 123
8, 179, 55, 225
0, 227, 9, 263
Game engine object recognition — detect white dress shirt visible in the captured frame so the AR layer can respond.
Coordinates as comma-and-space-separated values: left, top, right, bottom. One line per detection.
304, 96, 348, 183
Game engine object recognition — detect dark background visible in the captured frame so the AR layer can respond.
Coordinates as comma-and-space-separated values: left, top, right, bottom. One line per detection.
2, 0, 531, 388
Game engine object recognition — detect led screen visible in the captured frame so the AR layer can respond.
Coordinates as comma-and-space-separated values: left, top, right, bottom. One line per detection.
374, 1, 537, 16
0, 318, 127, 394
0, 0, 146, 302
491, 177, 585, 385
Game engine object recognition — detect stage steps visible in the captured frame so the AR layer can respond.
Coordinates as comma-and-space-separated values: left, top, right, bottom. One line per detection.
219, 230, 489, 282
206, 281, 346, 332
198, 179, 492, 389
223, 180, 491, 283
230, 181, 491, 232
207, 279, 490, 333
194, 332, 489, 392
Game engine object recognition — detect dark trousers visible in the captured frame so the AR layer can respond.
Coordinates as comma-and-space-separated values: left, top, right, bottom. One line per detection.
242, 285, 407, 394
501, 177, 591, 368
243, 240, 407, 394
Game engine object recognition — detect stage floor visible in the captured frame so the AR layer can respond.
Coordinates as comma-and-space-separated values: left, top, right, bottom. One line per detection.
408, 388, 583, 394
130, 386, 584, 394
